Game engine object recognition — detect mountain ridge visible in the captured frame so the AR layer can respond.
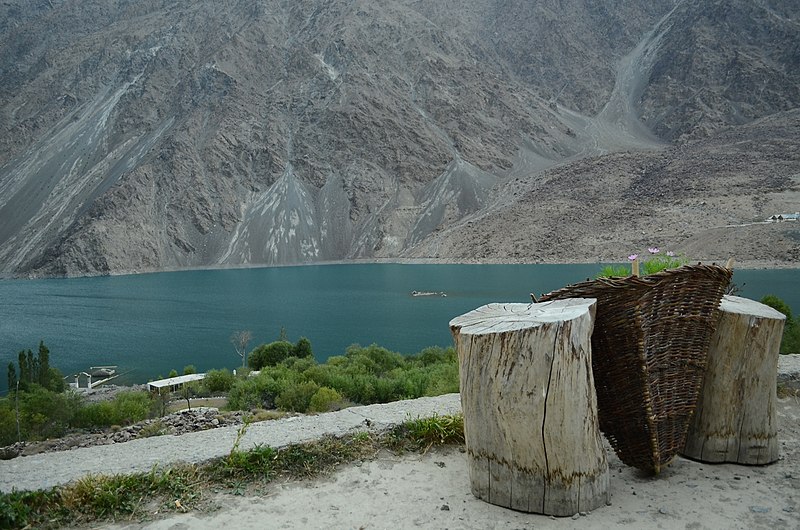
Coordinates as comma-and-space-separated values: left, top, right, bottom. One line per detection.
0, 0, 798, 277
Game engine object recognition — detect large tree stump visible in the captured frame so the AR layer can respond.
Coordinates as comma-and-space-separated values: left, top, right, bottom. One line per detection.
683, 295, 786, 465
450, 299, 608, 516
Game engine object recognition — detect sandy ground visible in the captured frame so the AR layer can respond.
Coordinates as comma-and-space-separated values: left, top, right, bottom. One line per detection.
96, 398, 800, 530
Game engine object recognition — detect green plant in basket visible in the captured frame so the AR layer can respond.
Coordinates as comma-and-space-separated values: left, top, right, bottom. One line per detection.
597, 247, 688, 278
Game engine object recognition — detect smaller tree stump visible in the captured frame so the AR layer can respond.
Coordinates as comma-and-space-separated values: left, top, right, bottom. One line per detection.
683, 295, 786, 464
450, 299, 608, 516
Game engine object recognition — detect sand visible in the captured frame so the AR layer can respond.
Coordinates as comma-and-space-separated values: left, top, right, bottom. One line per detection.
95, 399, 800, 530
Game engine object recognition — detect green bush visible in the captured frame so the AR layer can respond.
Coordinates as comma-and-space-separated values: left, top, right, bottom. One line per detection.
203, 369, 235, 393
0, 402, 19, 446
275, 381, 320, 412
423, 363, 460, 396
16, 385, 82, 441
73, 391, 151, 428
760, 295, 800, 354
224, 343, 460, 412
761, 295, 793, 322
281, 356, 315, 373
183, 365, 197, 375
249, 341, 294, 370
409, 346, 457, 367
345, 344, 403, 376
308, 387, 343, 413
293, 337, 313, 358
227, 373, 289, 410
74, 401, 115, 427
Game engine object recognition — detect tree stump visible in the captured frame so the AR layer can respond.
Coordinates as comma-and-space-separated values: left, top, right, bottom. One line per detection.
683, 295, 786, 465
450, 299, 609, 516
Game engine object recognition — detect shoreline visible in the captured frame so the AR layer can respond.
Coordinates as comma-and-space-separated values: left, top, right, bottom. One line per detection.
5, 256, 799, 281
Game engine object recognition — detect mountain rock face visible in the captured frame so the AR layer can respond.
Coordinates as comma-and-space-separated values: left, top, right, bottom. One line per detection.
0, 0, 797, 277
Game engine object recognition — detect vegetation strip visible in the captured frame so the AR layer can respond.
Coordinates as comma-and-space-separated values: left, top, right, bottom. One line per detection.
0, 414, 464, 529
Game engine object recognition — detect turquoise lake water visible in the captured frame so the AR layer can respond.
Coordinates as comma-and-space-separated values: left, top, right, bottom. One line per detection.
0, 264, 797, 392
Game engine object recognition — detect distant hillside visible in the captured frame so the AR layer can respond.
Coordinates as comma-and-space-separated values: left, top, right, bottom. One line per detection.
0, 0, 797, 277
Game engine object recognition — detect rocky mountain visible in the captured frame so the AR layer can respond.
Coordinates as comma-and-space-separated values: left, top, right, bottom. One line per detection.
0, 0, 797, 277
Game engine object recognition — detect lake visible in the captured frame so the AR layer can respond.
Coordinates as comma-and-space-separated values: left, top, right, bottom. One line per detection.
1, 263, 797, 392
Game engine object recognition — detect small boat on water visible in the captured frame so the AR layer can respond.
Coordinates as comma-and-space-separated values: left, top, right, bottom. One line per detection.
411, 290, 447, 297
90, 366, 117, 378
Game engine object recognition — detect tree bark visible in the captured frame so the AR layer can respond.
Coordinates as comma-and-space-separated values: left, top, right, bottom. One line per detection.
683, 295, 786, 464
450, 299, 608, 516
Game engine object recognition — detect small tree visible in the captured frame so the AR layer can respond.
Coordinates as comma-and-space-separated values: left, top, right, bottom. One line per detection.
183, 365, 197, 375
37, 341, 50, 387
293, 337, 313, 358
180, 381, 198, 411
7, 362, 16, 393
249, 341, 293, 370
231, 330, 253, 367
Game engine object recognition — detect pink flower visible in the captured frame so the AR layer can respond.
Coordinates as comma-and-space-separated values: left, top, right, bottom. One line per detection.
628, 254, 639, 261
648, 247, 660, 254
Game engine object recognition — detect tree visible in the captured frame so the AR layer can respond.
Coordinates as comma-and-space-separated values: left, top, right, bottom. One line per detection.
293, 337, 313, 358
180, 381, 198, 411
231, 330, 252, 367
18, 350, 29, 389
37, 341, 50, 387
249, 341, 293, 370
183, 365, 197, 375
7, 362, 16, 393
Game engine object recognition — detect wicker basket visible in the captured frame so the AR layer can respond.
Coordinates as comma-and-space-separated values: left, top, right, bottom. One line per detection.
539, 264, 732, 473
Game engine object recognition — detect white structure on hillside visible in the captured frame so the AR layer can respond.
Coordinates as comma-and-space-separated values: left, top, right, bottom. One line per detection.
767, 212, 800, 222
147, 373, 206, 392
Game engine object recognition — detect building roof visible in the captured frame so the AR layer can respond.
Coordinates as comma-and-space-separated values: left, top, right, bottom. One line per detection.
147, 373, 206, 390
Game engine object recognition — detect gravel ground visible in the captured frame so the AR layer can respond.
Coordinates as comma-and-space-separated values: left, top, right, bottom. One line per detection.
0, 394, 461, 493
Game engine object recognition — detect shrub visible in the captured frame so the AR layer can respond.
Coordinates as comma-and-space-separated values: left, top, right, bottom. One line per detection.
276, 381, 320, 412
308, 387, 343, 413
227, 341, 460, 411
16, 385, 82, 441
74, 391, 150, 428
183, 365, 197, 375
227, 373, 287, 410
168, 369, 178, 378
423, 363, 460, 396
345, 344, 403, 376
410, 346, 457, 367
0, 402, 18, 446
110, 392, 151, 424
761, 295, 800, 354
761, 295, 793, 322
293, 337, 313, 358
203, 369, 235, 393
249, 341, 293, 370
281, 356, 316, 373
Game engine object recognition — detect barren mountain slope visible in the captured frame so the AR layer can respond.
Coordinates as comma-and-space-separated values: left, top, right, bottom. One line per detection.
405, 110, 800, 267
640, 0, 800, 141
0, 0, 797, 276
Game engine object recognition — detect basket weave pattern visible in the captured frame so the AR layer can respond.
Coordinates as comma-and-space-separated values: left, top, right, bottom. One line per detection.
539, 264, 732, 473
